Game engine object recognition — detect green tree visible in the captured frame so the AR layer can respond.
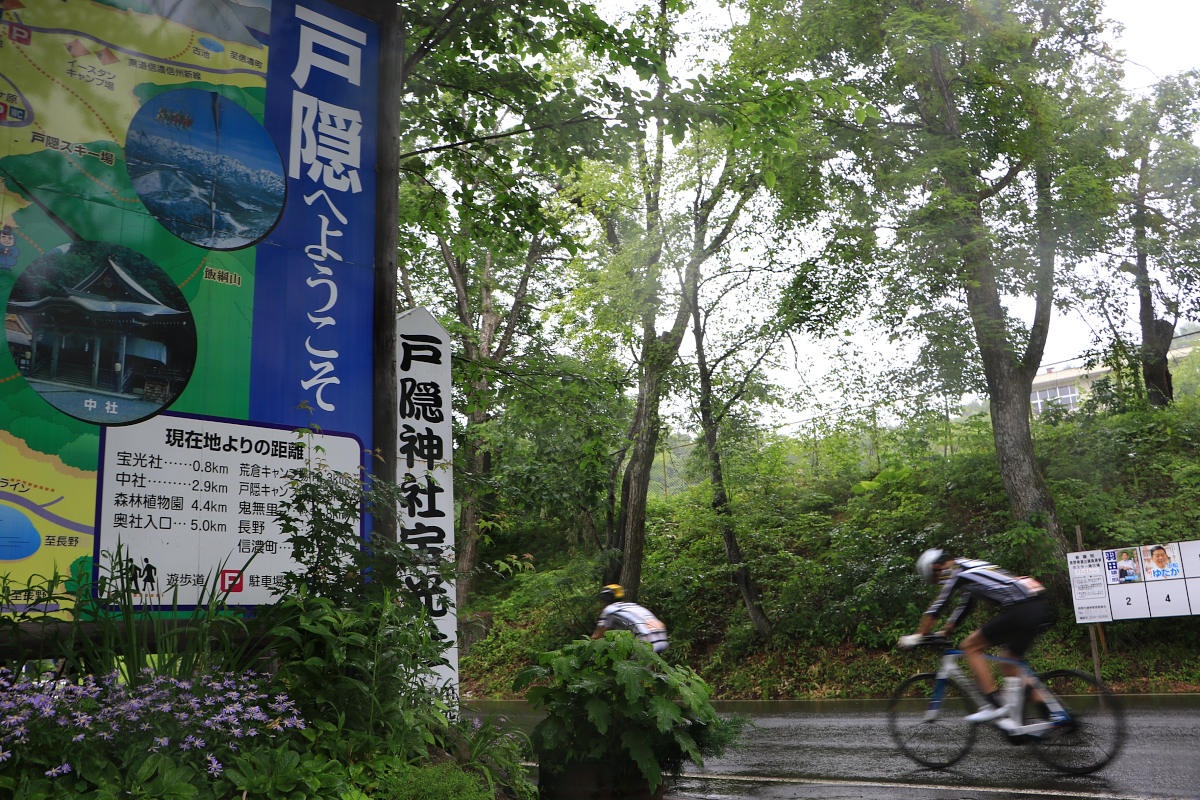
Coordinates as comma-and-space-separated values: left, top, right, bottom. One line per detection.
686, 246, 790, 637
567, 0, 818, 598
1112, 72, 1200, 406
382, 1, 656, 594
746, 0, 1123, 558
350, 0, 653, 538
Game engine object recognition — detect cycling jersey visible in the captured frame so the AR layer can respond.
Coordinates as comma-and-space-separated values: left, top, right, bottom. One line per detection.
596, 602, 669, 652
925, 558, 1044, 630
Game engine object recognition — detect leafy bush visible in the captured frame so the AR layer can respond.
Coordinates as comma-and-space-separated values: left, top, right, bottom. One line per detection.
264, 591, 453, 762
514, 633, 741, 792
362, 760, 492, 800
0, 667, 318, 799
1, 459, 542, 799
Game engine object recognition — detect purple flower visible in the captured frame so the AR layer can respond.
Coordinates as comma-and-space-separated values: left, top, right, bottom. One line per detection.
205, 754, 223, 776
180, 734, 205, 750
44, 762, 71, 778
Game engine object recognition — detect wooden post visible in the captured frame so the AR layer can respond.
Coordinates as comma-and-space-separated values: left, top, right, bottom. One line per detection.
334, 0, 402, 540
661, 446, 669, 497
1075, 525, 1103, 682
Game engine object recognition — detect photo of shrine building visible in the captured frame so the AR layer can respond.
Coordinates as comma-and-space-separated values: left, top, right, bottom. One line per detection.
6, 251, 196, 423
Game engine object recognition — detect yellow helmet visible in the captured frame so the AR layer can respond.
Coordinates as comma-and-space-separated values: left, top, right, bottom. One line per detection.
600, 584, 625, 602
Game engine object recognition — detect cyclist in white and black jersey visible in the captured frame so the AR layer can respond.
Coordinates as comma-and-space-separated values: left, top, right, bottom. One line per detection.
899, 549, 1052, 722
592, 584, 669, 653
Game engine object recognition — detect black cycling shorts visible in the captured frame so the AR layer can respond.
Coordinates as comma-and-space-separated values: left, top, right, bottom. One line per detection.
980, 598, 1052, 658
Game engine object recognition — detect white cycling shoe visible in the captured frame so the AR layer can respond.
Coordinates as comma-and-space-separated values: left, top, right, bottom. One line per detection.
964, 703, 1011, 723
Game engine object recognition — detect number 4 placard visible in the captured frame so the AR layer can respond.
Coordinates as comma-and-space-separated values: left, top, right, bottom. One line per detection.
1145, 581, 1190, 617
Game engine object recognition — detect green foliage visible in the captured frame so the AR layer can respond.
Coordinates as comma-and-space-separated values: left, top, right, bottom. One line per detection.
468, 400, 1200, 699
439, 715, 536, 800
1174, 347, 1200, 398
1, 461, 540, 799
0, 667, 315, 800
265, 592, 452, 762
461, 560, 601, 696
356, 761, 492, 800
514, 633, 740, 792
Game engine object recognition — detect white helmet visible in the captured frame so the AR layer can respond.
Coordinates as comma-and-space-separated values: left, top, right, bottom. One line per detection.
916, 548, 946, 584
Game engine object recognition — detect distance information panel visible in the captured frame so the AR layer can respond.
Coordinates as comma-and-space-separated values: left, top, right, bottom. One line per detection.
1067, 540, 1200, 623
98, 413, 362, 606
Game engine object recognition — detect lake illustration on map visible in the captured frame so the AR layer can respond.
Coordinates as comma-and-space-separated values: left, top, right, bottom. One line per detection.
125, 89, 285, 250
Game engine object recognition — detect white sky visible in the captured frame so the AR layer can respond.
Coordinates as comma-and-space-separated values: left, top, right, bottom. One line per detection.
1040, 0, 1200, 366
1105, 0, 1199, 91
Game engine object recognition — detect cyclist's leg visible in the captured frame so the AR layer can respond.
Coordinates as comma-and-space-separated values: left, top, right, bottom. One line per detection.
1001, 598, 1053, 706
959, 628, 999, 697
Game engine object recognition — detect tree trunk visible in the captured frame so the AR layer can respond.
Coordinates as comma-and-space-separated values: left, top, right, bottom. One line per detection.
958, 164, 1066, 564
927, 37, 1067, 562
370, 3, 403, 542
615, 369, 664, 600
1133, 157, 1175, 407
455, 434, 489, 608
691, 292, 772, 637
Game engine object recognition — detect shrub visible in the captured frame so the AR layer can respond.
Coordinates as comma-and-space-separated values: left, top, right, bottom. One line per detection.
366, 760, 492, 800
0, 667, 317, 799
514, 633, 741, 793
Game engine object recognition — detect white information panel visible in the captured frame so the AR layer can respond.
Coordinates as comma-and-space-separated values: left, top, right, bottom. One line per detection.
1066, 550, 1110, 624
1067, 539, 1200, 622
98, 413, 361, 606
396, 307, 457, 691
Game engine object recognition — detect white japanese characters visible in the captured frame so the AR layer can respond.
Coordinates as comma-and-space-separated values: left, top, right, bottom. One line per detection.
287, 5, 370, 413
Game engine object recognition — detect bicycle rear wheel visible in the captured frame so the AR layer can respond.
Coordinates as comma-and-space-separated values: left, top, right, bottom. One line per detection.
1030, 669, 1126, 775
888, 672, 976, 768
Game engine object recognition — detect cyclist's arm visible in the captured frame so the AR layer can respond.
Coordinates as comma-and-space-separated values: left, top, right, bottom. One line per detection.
943, 594, 974, 631
913, 574, 969, 638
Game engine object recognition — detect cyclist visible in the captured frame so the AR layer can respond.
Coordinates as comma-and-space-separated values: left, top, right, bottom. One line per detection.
591, 584, 669, 653
899, 549, 1052, 722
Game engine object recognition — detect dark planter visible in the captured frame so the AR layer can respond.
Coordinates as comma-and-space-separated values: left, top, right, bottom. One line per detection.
538, 759, 666, 800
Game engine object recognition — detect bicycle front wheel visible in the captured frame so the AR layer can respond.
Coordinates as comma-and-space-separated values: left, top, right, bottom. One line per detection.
1031, 669, 1126, 775
888, 672, 976, 769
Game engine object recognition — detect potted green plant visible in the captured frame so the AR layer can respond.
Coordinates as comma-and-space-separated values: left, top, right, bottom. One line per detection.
514, 632, 741, 799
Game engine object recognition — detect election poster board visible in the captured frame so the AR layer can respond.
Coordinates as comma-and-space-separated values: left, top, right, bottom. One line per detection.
1, 0, 378, 608
395, 307, 457, 689
1067, 540, 1200, 623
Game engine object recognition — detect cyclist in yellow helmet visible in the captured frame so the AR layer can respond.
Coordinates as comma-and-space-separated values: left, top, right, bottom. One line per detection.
592, 584, 669, 653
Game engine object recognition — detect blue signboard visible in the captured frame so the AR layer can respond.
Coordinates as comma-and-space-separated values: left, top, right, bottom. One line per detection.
0, 0, 378, 605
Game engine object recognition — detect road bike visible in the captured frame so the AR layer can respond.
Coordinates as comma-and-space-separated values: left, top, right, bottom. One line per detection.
887, 635, 1125, 775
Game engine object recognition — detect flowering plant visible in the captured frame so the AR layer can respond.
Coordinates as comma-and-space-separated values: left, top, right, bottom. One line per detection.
0, 667, 320, 799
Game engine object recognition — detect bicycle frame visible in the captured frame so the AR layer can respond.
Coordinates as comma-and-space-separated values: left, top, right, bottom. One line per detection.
929, 648, 1067, 736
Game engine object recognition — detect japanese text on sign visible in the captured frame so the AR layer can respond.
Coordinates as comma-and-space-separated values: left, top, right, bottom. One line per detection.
1067, 539, 1200, 622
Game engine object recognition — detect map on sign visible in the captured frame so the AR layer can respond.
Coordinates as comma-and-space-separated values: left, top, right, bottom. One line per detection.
1, 0, 378, 609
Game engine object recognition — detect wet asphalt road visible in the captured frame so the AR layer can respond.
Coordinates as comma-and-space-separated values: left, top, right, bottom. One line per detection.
671, 696, 1200, 800
467, 695, 1200, 800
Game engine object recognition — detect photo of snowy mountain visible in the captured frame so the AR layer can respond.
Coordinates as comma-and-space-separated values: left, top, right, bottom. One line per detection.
125, 89, 286, 250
